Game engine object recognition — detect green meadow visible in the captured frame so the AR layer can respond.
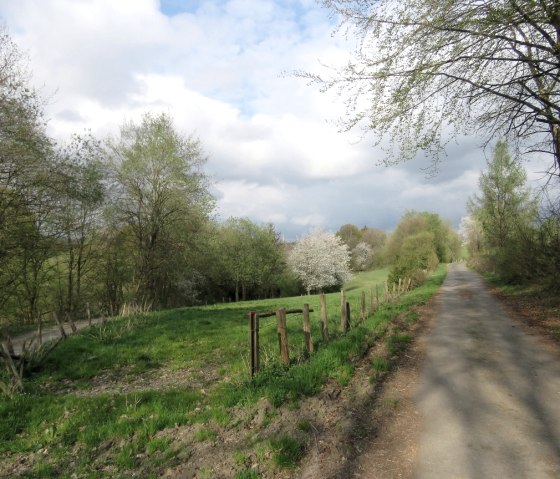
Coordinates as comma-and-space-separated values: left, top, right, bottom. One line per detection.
0, 265, 446, 478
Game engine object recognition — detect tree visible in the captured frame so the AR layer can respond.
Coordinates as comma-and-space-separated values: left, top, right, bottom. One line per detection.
459, 215, 484, 257
288, 229, 351, 294
336, 223, 362, 250
216, 218, 284, 301
107, 112, 213, 308
469, 140, 536, 248
388, 231, 439, 286
51, 134, 105, 317
310, 1, 560, 175
352, 241, 373, 271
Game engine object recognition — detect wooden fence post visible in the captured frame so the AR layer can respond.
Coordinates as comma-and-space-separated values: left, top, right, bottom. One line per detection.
302, 304, 314, 353
276, 308, 290, 365
360, 291, 366, 322
249, 311, 258, 378
320, 293, 329, 341
340, 289, 348, 333
346, 302, 351, 330
376, 285, 380, 308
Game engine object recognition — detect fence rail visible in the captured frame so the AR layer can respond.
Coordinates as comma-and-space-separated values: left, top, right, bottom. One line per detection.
248, 278, 412, 378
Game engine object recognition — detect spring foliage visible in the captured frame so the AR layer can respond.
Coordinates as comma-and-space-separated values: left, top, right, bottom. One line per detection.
288, 229, 351, 294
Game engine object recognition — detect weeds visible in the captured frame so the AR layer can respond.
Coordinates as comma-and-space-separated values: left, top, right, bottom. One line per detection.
269, 435, 305, 468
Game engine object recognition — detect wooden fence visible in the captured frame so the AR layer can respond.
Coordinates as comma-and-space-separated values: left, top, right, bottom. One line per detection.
248, 278, 412, 378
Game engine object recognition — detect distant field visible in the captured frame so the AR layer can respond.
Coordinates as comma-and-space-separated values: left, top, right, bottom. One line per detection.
0, 266, 446, 478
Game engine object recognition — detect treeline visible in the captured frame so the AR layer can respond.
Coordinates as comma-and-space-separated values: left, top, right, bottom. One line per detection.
336, 214, 461, 286
464, 140, 560, 289
0, 30, 463, 327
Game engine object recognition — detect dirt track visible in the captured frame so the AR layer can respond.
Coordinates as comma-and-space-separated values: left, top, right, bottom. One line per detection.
5, 316, 106, 356
414, 263, 560, 478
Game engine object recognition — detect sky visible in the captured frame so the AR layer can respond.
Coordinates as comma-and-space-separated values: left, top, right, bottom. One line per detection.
0, 0, 549, 239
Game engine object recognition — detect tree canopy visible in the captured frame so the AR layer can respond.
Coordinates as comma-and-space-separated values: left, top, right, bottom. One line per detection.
312, 0, 560, 174
288, 229, 351, 294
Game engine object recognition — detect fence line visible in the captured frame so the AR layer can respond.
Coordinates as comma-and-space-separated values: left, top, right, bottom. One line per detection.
247, 278, 412, 379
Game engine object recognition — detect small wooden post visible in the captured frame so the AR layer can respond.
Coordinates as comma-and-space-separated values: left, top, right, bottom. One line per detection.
276, 308, 290, 365
384, 280, 388, 303
340, 289, 348, 333
360, 291, 366, 322
345, 302, 351, 330
302, 304, 314, 353
254, 314, 260, 373
86, 302, 92, 327
249, 311, 259, 378
320, 293, 329, 341
54, 312, 67, 339
376, 285, 380, 308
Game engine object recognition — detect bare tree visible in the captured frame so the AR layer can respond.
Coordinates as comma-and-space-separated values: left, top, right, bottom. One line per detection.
308, 0, 560, 175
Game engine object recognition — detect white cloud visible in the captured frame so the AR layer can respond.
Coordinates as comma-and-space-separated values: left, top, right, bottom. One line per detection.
2, 0, 538, 238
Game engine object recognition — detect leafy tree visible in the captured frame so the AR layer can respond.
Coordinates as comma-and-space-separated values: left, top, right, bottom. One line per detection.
216, 218, 284, 301
288, 229, 351, 294
360, 227, 386, 251
310, 1, 560, 174
51, 134, 105, 317
469, 140, 536, 249
107, 112, 213, 308
336, 223, 362, 250
388, 231, 439, 286
352, 241, 373, 271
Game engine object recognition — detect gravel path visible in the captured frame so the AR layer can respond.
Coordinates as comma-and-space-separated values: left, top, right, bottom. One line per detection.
4, 316, 107, 356
414, 263, 560, 478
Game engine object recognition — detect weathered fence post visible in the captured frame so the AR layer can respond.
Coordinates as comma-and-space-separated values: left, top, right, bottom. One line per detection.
360, 291, 366, 322
276, 308, 290, 365
320, 293, 329, 341
376, 285, 380, 308
340, 289, 348, 333
345, 302, 351, 330
249, 311, 259, 378
302, 304, 314, 353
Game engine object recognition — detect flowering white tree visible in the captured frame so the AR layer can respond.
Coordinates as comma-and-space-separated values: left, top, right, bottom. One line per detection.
288, 229, 351, 294
352, 242, 373, 271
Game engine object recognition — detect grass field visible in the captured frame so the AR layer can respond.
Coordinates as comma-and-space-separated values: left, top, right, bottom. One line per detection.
0, 265, 445, 478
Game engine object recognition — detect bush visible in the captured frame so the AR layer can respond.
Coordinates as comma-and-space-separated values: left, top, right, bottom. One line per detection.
388, 231, 439, 285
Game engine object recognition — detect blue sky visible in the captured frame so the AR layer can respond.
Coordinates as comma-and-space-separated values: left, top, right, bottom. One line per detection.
0, 0, 544, 239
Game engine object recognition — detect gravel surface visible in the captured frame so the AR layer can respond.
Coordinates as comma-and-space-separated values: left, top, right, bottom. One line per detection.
414, 263, 560, 478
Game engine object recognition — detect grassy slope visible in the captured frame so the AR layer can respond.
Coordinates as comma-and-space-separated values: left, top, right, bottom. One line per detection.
0, 265, 445, 478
